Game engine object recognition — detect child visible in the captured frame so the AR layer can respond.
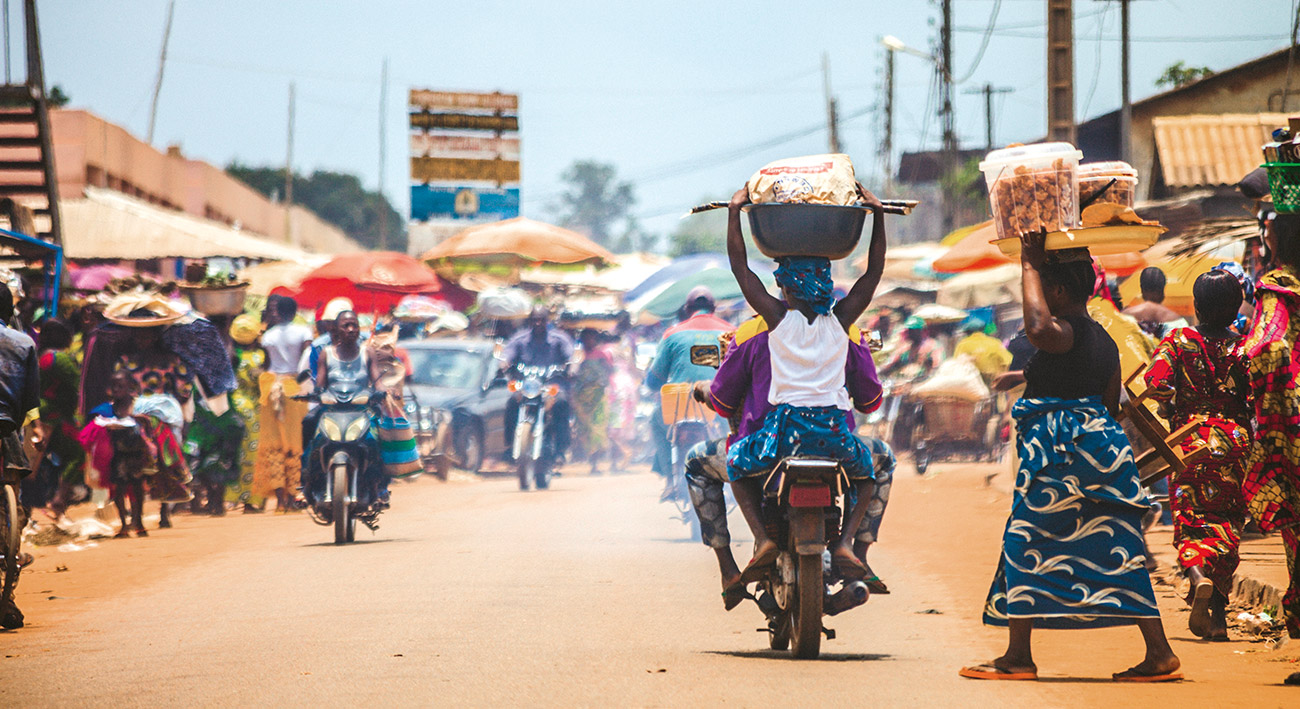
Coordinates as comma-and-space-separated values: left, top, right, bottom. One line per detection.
724, 182, 888, 583
79, 372, 150, 537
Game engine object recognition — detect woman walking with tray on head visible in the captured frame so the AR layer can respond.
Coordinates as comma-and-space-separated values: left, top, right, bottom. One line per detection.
959, 231, 1180, 683
1144, 269, 1250, 642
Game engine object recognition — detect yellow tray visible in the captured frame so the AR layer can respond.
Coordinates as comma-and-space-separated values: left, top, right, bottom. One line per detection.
992, 224, 1165, 257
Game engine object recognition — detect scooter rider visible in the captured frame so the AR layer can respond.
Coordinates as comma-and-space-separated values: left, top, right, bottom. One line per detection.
687, 314, 893, 610
302, 311, 388, 507
500, 306, 575, 462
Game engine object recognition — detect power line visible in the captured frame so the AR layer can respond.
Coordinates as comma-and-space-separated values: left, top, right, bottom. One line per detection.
954, 0, 1002, 84
972, 29, 1288, 42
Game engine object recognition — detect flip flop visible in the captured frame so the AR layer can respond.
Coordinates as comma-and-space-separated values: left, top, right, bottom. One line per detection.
737, 543, 779, 585
864, 575, 891, 594
958, 663, 1037, 681
721, 582, 752, 611
832, 550, 870, 580
1112, 668, 1184, 683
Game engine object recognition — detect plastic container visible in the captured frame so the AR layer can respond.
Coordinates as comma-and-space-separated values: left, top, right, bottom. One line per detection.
1078, 161, 1138, 210
743, 203, 870, 260
180, 282, 248, 316
979, 142, 1083, 242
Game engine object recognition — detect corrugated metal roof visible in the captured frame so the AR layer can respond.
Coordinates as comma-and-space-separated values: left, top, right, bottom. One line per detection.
62, 187, 314, 261
1152, 113, 1287, 188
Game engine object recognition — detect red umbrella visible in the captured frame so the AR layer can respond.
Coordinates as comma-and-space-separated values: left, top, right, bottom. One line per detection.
272, 251, 445, 314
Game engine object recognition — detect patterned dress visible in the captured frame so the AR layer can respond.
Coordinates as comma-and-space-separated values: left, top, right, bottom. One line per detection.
1145, 328, 1251, 596
1242, 266, 1300, 638
225, 347, 265, 506
573, 346, 613, 455
114, 352, 194, 503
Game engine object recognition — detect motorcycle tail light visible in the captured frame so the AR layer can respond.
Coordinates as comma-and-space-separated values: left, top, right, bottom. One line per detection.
545, 384, 560, 398
507, 381, 520, 393
789, 483, 833, 508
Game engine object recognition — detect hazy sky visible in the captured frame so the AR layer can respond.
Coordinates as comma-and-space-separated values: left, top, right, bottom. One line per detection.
35, 0, 1291, 241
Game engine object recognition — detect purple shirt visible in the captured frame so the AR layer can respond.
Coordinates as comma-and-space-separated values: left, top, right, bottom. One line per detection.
708, 320, 882, 446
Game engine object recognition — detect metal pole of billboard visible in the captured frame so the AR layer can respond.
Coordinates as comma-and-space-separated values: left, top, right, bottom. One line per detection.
378, 58, 388, 251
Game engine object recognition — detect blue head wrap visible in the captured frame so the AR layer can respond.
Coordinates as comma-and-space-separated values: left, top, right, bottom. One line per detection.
1212, 261, 1254, 305
773, 256, 834, 315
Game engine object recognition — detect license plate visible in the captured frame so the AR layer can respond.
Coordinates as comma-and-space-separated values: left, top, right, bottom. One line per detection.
789, 483, 832, 508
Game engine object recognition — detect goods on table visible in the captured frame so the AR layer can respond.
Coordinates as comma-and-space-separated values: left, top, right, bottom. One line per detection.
980, 142, 1083, 241
747, 153, 858, 206
1078, 161, 1137, 210
912, 357, 989, 402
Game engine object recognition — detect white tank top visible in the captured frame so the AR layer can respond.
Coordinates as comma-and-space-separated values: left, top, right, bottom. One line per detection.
768, 311, 850, 410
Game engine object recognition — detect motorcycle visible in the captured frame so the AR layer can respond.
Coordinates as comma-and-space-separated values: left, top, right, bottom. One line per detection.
506, 364, 567, 491
297, 387, 387, 544
689, 343, 870, 659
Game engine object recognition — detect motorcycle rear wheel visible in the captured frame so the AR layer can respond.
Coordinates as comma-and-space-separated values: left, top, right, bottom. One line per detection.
332, 463, 352, 545
789, 553, 823, 659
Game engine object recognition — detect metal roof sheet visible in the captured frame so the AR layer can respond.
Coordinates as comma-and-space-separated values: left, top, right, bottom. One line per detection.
1152, 113, 1287, 189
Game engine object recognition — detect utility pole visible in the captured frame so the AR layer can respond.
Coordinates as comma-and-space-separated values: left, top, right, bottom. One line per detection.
1046, 0, 1075, 144
965, 83, 1014, 151
939, 0, 957, 233
145, 0, 175, 145
285, 81, 296, 247
881, 46, 894, 191
378, 58, 388, 251
1118, 0, 1133, 163
822, 52, 840, 153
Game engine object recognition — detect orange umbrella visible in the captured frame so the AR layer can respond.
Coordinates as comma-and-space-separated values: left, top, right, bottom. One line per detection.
422, 217, 614, 267
271, 251, 446, 313
932, 221, 1146, 276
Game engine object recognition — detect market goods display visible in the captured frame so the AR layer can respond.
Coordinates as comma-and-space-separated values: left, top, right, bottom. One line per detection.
746, 153, 858, 206
980, 142, 1082, 241
1078, 161, 1137, 210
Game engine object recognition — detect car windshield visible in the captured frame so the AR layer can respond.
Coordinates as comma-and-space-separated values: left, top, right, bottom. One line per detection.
408, 347, 484, 389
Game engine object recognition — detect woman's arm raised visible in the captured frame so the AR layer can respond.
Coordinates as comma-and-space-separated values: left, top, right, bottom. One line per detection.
835, 183, 887, 330
727, 187, 785, 326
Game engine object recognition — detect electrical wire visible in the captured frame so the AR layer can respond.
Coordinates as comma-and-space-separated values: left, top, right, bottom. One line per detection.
954, 0, 1002, 84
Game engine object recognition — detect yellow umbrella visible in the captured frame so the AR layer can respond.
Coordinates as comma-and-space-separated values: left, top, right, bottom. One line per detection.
422, 217, 614, 267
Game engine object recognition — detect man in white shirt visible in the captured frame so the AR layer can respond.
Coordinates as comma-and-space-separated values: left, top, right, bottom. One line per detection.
262, 296, 313, 375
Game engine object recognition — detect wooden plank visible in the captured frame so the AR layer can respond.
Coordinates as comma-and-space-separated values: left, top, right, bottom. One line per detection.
411, 156, 520, 184
409, 112, 519, 132
408, 89, 518, 112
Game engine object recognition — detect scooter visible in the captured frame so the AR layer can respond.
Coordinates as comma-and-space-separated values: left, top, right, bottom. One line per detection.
297, 387, 386, 544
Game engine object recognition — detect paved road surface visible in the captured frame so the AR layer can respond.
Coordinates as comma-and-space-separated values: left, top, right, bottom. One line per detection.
3, 462, 1297, 707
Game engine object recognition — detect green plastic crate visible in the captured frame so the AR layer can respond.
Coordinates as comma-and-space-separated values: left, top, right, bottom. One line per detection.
1265, 162, 1300, 213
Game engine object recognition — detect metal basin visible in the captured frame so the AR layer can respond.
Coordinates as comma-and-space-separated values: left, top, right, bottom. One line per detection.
744, 203, 871, 260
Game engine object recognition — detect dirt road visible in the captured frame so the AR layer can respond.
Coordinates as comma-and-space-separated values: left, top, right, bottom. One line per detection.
2, 461, 1296, 707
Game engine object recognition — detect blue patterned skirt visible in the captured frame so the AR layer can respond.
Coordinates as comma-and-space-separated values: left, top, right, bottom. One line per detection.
983, 396, 1160, 629
726, 404, 871, 481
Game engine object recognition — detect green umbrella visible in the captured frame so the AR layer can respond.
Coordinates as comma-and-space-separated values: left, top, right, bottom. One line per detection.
640, 266, 775, 318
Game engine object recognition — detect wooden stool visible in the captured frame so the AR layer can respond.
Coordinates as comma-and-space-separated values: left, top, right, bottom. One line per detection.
1118, 363, 1211, 487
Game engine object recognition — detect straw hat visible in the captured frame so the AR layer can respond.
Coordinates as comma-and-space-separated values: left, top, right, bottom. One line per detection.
103, 289, 190, 327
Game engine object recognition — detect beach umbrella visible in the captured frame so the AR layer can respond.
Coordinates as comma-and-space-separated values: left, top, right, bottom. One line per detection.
68, 263, 135, 291
422, 217, 613, 267
239, 260, 323, 296
623, 253, 730, 302
637, 266, 775, 319
272, 251, 444, 314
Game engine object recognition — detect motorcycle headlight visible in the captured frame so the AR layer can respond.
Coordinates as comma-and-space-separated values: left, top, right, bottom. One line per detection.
319, 416, 343, 440
344, 416, 370, 441
521, 378, 543, 398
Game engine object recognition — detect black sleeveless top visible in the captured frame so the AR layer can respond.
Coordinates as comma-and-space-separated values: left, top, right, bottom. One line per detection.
1023, 314, 1119, 400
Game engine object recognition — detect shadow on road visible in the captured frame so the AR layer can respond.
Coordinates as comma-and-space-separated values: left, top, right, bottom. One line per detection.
702, 650, 893, 662
300, 538, 419, 548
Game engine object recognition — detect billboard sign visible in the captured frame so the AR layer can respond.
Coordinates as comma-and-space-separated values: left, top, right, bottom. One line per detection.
410, 185, 520, 222
409, 88, 520, 222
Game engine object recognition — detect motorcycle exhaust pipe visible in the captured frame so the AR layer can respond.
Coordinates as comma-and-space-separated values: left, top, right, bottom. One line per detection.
825, 581, 870, 616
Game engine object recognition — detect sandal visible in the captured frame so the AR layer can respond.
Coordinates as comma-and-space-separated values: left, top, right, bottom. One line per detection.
864, 575, 891, 595
958, 663, 1037, 681
722, 582, 752, 612
1112, 667, 1184, 682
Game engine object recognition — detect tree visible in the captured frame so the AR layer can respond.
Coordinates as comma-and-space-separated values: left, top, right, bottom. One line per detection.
553, 160, 635, 249
48, 85, 70, 108
226, 163, 405, 251
668, 203, 725, 257
1155, 61, 1213, 89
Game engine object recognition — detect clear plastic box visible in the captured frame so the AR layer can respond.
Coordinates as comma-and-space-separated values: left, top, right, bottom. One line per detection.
979, 142, 1083, 241
1078, 161, 1138, 210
